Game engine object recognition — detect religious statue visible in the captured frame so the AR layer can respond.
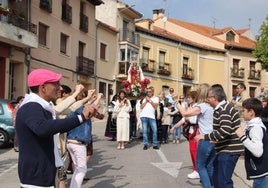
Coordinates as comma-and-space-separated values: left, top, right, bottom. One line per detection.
122, 61, 150, 98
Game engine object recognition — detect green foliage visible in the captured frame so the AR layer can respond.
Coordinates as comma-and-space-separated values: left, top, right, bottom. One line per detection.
253, 15, 268, 70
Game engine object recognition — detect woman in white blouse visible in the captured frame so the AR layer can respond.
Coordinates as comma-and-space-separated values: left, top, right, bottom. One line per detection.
113, 90, 132, 149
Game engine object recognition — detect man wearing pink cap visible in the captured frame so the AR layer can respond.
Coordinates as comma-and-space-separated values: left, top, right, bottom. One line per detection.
16, 68, 97, 188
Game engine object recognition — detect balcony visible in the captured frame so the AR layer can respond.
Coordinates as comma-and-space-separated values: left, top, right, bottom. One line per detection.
79, 13, 88, 33
248, 69, 261, 80
0, 9, 38, 48
230, 67, 244, 79
140, 59, 155, 73
181, 67, 194, 80
77, 56, 94, 75
181, 74, 193, 80
119, 28, 140, 46
62, 3, 72, 24
40, 0, 52, 13
157, 63, 171, 76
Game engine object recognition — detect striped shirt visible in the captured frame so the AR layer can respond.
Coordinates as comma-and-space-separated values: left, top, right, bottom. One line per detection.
204, 101, 244, 155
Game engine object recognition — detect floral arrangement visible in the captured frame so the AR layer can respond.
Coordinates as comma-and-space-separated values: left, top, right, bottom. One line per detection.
122, 62, 150, 98
0, 6, 10, 16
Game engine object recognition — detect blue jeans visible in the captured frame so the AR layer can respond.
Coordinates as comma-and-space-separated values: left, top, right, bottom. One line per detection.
141, 117, 158, 147
213, 153, 239, 188
253, 177, 268, 188
172, 125, 181, 141
196, 140, 216, 188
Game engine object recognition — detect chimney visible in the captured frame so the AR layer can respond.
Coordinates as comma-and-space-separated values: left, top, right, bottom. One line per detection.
153, 9, 165, 20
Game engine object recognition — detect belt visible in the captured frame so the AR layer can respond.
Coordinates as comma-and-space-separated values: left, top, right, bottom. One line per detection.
67, 139, 87, 145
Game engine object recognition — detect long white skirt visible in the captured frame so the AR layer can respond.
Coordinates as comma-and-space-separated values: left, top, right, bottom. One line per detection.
116, 117, 130, 142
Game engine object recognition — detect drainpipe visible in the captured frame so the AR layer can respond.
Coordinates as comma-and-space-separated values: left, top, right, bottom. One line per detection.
226, 45, 233, 99
177, 42, 181, 92
26, 0, 31, 93
95, 20, 100, 90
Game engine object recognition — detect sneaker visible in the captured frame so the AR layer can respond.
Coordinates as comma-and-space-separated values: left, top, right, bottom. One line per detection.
172, 140, 176, 144
143, 145, 148, 150
187, 171, 200, 179
176, 140, 180, 144
14, 147, 19, 152
83, 176, 90, 181
153, 146, 159, 150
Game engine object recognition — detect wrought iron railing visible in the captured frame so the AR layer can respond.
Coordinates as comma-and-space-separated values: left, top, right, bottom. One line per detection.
77, 56, 94, 75
80, 13, 88, 33
0, 10, 37, 34
62, 3, 72, 24
119, 28, 140, 46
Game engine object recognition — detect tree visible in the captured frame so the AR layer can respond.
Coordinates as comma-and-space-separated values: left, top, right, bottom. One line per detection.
253, 15, 268, 70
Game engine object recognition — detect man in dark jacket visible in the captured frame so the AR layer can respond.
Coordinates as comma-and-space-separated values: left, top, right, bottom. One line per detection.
16, 68, 97, 187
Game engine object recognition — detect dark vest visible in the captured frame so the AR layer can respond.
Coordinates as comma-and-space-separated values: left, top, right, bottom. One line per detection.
245, 127, 268, 179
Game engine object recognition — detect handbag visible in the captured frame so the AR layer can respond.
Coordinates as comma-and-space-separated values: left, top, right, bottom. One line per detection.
182, 122, 198, 140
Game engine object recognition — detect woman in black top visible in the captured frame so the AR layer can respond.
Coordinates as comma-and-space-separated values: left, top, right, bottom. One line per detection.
104, 94, 118, 140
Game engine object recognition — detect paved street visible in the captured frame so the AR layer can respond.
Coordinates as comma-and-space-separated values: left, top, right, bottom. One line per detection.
0, 120, 252, 188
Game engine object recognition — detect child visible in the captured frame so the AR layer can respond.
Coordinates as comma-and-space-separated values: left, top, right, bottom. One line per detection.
236, 98, 268, 188
161, 102, 172, 143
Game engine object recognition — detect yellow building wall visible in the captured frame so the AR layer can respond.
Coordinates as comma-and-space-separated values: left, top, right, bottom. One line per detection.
139, 35, 201, 97
198, 50, 225, 87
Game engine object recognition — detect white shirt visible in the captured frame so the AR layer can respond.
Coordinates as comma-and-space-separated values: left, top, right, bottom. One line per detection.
243, 117, 266, 157
140, 96, 159, 119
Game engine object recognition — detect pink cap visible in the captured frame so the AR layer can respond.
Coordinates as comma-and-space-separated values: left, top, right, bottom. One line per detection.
28, 69, 62, 87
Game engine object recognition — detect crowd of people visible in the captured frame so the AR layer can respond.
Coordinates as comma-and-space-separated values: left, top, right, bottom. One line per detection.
13, 66, 268, 188
104, 82, 268, 188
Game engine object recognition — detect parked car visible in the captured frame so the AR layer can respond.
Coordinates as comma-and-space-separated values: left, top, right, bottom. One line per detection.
0, 99, 15, 148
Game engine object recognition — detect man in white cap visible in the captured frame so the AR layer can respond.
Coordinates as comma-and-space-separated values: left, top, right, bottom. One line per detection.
16, 68, 97, 188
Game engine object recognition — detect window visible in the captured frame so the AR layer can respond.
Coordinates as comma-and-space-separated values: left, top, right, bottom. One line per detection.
60, 33, 69, 54
142, 47, 149, 64
249, 87, 256, 98
40, 0, 52, 13
226, 31, 235, 42
78, 41, 85, 57
233, 59, 239, 74
249, 61, 256, 77
183, 57, 189, 75
120, 49, 125, 61
100, 43, 107, 60
123, 20, 128, 40
232, 85, 237, 98
62, 0, 72, 24
99, 82, 106, 99
79, 2, 88, 33
38, 23, 48, 46
80, 2, 85, 14
159, 51, 165, 69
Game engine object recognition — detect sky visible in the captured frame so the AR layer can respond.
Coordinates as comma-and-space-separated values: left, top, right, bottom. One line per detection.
121, 0, 268, 37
